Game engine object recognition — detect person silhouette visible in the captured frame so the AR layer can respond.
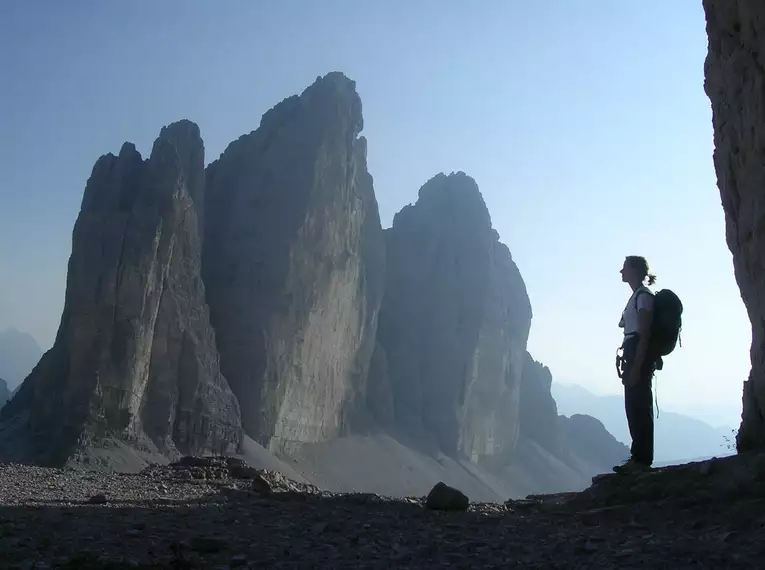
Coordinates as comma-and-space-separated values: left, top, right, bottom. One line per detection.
614, 255, 657, 472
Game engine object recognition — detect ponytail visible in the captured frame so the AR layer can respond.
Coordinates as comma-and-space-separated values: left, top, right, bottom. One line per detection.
646, 273, 657, 286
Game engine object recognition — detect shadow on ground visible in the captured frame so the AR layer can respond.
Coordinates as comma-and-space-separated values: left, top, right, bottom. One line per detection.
0, 453, 764, 569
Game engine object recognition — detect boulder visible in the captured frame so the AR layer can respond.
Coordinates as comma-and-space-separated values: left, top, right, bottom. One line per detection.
425, 481, 470, 511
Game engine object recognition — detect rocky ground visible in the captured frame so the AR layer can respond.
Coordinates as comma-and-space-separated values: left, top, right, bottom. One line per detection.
0, 454, 763, 569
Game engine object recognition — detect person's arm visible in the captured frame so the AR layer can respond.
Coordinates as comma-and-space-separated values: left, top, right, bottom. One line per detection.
631, 294, 654, 377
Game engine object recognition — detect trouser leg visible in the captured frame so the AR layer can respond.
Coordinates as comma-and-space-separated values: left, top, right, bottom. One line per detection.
624, 373, 654, 466
621, 337, 655, 466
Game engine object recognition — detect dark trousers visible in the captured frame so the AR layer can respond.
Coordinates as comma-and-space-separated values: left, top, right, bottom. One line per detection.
620, 335, 655, 466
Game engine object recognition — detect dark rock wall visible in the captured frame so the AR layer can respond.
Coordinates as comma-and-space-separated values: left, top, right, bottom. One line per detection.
703, 0, 765, 450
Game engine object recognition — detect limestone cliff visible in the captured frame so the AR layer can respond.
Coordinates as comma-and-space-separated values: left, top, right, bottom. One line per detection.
375, 172, 532, 460
0, 121, 241, 466
203, 73, 385, 451
703, 0, 765, 450
518, 353, 561, 455
0, 72, 628, 491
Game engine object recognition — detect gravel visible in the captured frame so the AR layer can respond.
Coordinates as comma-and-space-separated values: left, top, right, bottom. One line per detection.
0, 455, 763, 568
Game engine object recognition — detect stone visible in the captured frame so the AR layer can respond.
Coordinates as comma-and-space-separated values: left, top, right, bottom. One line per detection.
1, 425, 765, 567
251, 474, 274, 495
425, 482, 469, 511
203, 72, 385, 451
568, 451, 765, 510
86, 494, 107, 505
0, 120, 242, 466
375, 172, 531, 460
703, 0, 765, 451
190, 536, 228, 553
227, 464, 259, 479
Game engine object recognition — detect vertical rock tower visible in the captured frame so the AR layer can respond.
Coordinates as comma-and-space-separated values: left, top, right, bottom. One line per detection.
374, 173, 532, 460
0, 121, 242, 466
203, 73, 385, 451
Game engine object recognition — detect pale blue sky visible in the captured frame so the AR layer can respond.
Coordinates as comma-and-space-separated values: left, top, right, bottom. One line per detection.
0, 1, 748, 428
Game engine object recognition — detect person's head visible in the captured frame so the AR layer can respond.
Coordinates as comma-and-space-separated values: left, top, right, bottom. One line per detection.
620, 255, 657, 288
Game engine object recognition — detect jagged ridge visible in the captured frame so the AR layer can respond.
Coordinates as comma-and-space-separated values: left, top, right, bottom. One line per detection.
0, 73, 627, 493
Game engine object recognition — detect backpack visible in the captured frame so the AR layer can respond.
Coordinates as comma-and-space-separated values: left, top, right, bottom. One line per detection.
636, 289, 683, 356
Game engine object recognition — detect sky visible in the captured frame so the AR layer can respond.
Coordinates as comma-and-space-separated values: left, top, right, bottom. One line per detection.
0, 1, 749, 429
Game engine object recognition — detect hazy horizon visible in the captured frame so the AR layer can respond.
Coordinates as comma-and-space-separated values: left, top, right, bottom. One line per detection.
0, 1, 748, 429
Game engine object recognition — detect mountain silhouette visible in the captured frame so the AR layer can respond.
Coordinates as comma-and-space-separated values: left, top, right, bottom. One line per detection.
552, 382, 735, 463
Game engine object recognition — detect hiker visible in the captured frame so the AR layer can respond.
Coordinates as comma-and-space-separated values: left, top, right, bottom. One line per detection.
614, 255, 658, 472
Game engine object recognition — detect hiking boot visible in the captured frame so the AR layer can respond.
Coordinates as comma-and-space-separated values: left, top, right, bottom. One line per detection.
612, 458, 651, 474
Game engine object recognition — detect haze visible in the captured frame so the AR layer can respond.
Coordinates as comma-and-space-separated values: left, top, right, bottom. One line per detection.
0, 1, 747, 429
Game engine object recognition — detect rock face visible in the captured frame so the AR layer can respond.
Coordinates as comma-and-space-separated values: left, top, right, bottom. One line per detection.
0, 378, 9, 408
425, 481, 470, 511
203, 73, 385, 451
375, 173, 532, 460
0, 121, 241, 465
703, 0, 765, 450
518, 353, 561, 455
0, 72, 629, 491
557, 414, 629, 471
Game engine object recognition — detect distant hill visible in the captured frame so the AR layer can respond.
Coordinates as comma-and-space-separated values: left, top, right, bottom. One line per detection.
0, 328, 43, 391
552, 383, 735, 464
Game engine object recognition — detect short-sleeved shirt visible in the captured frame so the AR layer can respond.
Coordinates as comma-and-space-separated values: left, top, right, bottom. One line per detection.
619, 286, 654, 336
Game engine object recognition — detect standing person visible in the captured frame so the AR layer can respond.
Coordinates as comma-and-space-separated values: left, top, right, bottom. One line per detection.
614, 255, 658, 473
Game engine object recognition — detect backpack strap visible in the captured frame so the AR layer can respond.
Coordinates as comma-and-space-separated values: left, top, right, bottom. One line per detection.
633, 288, 653, 311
